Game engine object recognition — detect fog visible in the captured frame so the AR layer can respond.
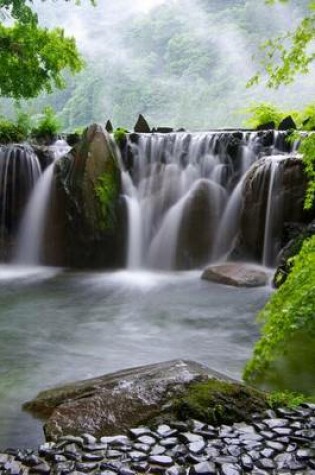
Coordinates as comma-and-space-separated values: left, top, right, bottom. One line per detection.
11, 0, 315, 129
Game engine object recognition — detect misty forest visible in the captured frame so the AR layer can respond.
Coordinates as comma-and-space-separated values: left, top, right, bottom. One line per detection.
0, 0, 315, 473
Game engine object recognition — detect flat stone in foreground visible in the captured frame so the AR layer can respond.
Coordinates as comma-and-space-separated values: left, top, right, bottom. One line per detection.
201, 263, 268, 288
24, 360, 231, 441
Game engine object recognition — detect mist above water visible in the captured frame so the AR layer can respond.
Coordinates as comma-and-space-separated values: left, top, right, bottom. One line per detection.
14, 0, 314, 130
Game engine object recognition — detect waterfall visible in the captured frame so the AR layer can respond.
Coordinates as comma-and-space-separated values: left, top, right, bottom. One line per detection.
0, 146, 41, 249
262, 156, 285, 267
121, 131, 293, 270
14, 140, 70, 266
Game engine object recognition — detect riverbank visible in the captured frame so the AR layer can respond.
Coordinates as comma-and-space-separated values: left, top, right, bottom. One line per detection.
1, 403, 315, 474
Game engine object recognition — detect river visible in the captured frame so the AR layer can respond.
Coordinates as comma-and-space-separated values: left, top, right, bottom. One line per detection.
0, 265, 271, 449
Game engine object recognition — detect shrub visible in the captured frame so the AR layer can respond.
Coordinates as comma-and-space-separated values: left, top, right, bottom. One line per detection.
244, 102, 284, 128
95, 172, 119, 230
243, 235, 315, 396
31, 106, 61, 141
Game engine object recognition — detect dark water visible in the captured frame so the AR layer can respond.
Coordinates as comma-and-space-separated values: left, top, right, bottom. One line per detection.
0, 265, 271, 449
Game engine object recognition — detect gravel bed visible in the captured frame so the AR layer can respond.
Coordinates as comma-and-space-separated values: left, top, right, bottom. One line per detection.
1, 404, 315, 474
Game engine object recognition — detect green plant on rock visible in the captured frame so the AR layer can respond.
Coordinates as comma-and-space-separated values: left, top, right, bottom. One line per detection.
95, 172, 119, 231
267, 390, 312, 409
113, 127, 128, 146
300, 133, 315, 210
243, 235, 315, 396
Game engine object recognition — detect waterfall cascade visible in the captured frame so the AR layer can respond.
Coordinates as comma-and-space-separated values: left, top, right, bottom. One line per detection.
0, 145, 41, 257
14, 140, 70, 265
121, 131, 296, 270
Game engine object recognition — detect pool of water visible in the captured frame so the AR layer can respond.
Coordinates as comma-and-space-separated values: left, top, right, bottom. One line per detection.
0, 265, 271, 449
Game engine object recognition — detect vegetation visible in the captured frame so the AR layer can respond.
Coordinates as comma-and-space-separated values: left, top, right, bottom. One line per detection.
243, 236, 315, 395
174, 379, 268, 426
95, 172, 119, 230
249, 0, 315, 88
113, 127, 128, 146
1, 0, 312, 130
300, 133, 315, 209
31, 107, 61, 141
0, 0, 95, 99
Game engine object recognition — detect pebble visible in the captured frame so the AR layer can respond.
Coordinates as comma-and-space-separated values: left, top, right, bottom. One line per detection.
1, 405, 315, 475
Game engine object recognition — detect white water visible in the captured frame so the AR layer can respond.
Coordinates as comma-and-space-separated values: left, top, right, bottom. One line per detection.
14, 141, 70, 265
14, 163, 55, 265
262, 156, 285, 267
122, 132, 289, 269
0, 146, 41, 243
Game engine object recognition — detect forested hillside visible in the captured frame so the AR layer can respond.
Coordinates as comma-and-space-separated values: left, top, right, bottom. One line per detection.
1, 0, 313, 130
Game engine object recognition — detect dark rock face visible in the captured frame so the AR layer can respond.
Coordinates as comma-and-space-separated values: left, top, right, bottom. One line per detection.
201, 263, 268, 287
23, 360, 233, 441
238, 156, 313, 262
105, 120, 114, 133
257, 122, 275, 131
278, 116, 297, 131
47, 124, 123, 268
176, 180, 226, 269
134, 114, 151, 133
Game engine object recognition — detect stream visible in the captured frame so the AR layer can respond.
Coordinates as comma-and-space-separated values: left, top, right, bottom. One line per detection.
0, 266, 271, 449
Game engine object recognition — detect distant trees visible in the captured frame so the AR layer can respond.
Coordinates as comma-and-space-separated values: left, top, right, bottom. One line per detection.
0, 0, 94, 99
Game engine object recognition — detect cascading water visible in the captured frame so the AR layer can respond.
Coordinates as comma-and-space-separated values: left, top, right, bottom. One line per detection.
14, 140, 70, 265
121, 131, 292, 270
0, 146, 41, 254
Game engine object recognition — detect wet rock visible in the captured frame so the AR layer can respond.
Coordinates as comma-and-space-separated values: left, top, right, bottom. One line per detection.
148, 456, 173, 466
51, 123, 122, 268
256, 121, 275, 131
278, 116, 296, 131
25, 360, 228, 441
134, 115, 151, 133
189, 461, 216, 474
201, 263, 268, 288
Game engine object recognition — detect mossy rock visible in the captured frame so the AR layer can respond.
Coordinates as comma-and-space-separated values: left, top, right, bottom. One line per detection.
172, 379, 268, 426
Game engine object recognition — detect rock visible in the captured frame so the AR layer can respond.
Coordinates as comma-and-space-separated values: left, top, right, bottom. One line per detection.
51, 123, 123, 268
201, 263, 268, 287
176, 179, 227, 269
256, 122, 275, 131
105, 120, 114, 133
24, 360, 226, 441
134, 114, 151, 133
278, 116, 296, 131
156, 128, 174, 134
238, 156, 314, 262
67, 132, 81, 147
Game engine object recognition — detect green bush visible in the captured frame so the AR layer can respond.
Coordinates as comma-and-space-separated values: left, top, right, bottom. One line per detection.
244, 102, 284, 128
113, 127, 128, 146
31, 106, 61, 140
300, 133, 315, 210
243, 235, 315, 396
0, 117, 28, 143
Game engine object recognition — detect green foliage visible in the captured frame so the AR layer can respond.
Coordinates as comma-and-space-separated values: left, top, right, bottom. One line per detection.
0, 116, 26, 142
244, 102, 284, 127
249, 0, 315, 88
267, 390, 312, 408
0, 22, 84, 99
300, 133, 315, 209
113, 127, 128, 145
95, 172, 119, 230
243, 235, 315, 395
31, 106, 61, 139
173, 379, 268, 426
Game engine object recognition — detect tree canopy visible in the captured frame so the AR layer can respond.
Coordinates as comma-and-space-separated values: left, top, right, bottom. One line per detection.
0, 0, 93, 99
249, 0, 315, 87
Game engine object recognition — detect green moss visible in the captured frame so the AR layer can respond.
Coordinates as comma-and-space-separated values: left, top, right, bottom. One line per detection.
267, 390, 314, 409
173, 379, 268, 426
95, 171, 119, 230
113, 127, 128, 146
244, 236, 315, 395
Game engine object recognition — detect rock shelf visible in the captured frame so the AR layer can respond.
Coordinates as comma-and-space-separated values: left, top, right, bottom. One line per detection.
1, 403, 315, 475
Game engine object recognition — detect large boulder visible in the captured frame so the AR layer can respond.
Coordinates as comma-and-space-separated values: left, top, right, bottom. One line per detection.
201, 262, 269, 287
24, 360, 228, 440
47, 124, 123, 267
238, 156, 313, 262
24, 360, 268, 442
176, 180, 226, 269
